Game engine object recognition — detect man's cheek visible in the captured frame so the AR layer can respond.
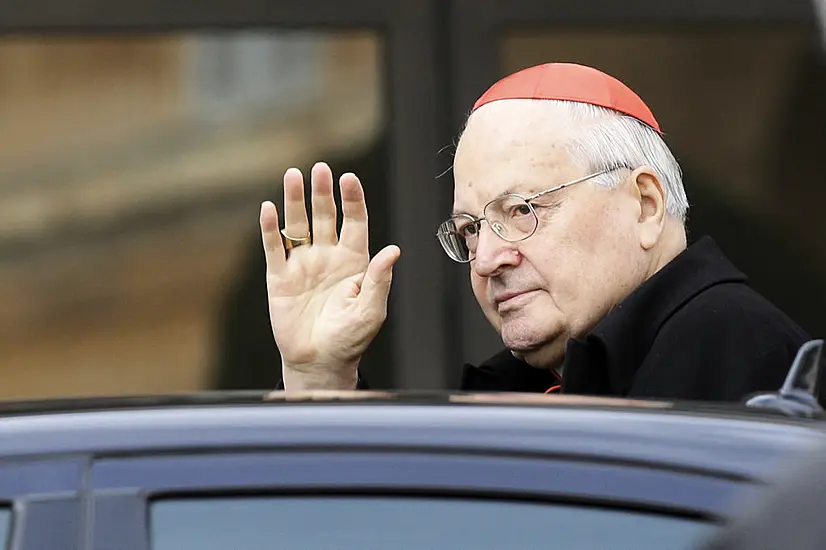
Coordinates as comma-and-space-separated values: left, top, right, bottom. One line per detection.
479, 294, 504, 331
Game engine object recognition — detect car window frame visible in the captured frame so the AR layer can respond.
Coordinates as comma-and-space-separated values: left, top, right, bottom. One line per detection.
88, 448, 751, 550
0, 457, 86, 550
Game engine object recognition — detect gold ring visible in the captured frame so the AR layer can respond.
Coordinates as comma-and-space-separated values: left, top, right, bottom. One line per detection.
281, 229, 312, 250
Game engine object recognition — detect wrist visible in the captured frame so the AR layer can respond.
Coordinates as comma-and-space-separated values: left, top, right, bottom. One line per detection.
281, 360, 360, 391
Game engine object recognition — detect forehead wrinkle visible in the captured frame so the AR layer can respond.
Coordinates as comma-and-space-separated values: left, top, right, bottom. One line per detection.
452, 102, 583, 217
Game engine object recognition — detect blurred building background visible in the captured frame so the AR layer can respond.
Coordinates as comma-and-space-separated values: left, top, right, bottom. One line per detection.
0, 0, 824, 398
0, 31, 387, 398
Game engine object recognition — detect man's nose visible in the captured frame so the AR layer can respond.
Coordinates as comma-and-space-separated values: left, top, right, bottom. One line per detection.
472, 223, 521, 277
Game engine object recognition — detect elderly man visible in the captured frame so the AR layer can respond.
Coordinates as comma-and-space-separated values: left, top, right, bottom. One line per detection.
261, 62, 809, 400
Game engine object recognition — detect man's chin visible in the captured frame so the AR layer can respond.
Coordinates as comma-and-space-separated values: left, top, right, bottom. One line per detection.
501, 330, 565, 369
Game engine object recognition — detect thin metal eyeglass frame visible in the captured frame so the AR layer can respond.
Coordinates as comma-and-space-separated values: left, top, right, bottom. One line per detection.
436, 167, 622, 263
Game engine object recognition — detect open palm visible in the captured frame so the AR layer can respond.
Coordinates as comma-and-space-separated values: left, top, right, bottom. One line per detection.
261, 163, 399, 386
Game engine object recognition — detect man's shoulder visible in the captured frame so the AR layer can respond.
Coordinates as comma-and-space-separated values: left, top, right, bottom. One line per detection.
633, 281, 809, 400
654, 282, 811, 370
661, 280, 809, 352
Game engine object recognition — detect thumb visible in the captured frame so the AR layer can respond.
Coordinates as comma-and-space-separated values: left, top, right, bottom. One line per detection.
359, 245, 401, 309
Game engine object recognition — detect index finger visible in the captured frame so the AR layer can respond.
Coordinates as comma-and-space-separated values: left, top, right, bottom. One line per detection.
338, 173, 369, 254
260, 200, 286, 273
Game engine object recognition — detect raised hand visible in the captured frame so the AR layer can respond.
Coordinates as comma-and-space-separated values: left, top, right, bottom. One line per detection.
260, 162, 400, 390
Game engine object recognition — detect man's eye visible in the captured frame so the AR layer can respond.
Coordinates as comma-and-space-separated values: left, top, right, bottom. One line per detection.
459, 223, 479, 237
508, 204, 532, 217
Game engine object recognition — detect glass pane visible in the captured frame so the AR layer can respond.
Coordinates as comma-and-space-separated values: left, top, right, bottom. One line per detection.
0, 31, 392, 398
0, 507, 10, 548
150, 495, 716, 550
501, 25, 826, 342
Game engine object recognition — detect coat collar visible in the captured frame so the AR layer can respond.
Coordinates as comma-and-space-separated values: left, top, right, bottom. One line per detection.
561, 236, 747, 395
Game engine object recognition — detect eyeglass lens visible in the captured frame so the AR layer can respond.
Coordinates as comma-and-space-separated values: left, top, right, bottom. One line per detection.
437, 195, 538, 262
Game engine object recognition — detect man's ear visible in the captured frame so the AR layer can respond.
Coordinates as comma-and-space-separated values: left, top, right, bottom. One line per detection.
630, 166, 667, 250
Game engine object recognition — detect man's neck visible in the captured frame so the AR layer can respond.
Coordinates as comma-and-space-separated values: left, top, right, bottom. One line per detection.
647, 223, 687, 279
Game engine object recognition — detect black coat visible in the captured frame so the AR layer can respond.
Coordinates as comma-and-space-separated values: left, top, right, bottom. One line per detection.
459, 237, 810, 401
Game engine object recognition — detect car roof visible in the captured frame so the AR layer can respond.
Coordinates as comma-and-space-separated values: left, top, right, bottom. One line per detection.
0, 391, 822, 483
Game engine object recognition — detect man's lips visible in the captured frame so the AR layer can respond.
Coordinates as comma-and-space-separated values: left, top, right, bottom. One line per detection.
494, 289, 539, 309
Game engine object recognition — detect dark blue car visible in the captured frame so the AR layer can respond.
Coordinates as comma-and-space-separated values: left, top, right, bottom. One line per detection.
0, 384, 824, 550
1, 339, 825, 550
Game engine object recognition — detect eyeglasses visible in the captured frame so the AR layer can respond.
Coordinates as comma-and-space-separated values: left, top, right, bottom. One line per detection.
436, 167, 621, 263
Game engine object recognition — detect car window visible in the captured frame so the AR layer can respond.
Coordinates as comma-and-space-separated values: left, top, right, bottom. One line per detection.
0, 507, 11, 548
150, 495, 717, 550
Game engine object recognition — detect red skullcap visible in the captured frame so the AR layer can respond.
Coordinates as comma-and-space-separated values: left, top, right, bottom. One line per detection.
472, 62, 662, 134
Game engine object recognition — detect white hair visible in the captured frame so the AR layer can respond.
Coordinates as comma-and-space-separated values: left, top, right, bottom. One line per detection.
551, 100, 689, 221
460, 99, 689, 221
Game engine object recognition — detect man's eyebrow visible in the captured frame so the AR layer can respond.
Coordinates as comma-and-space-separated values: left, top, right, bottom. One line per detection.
450, 188, 518, 217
